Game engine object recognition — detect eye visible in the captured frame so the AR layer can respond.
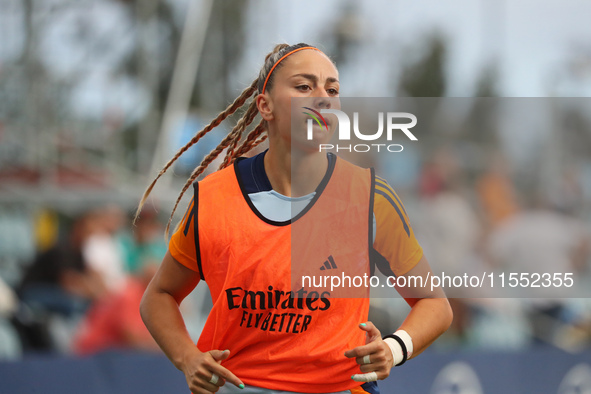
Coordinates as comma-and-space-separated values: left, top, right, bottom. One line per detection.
327, 88, 339, 96
296, 85, 312, 92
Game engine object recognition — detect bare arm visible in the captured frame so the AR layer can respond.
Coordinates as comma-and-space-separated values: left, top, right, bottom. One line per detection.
140, 250, 200, 368
397, 254, 453, 358
140, 250, 244, 393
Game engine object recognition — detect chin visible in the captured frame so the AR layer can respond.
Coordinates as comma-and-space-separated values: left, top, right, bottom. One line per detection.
291, 137, 332, 154
287, 121, 335, 153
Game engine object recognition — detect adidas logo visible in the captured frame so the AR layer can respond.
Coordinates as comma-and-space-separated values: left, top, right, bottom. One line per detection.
319, 255, 338, 271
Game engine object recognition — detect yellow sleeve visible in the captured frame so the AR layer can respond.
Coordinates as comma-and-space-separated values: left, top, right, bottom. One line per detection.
373, 176, 423, 276
168, 197, 200, 273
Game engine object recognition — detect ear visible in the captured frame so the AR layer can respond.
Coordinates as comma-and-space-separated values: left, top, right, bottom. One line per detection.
256, 93, 274, 122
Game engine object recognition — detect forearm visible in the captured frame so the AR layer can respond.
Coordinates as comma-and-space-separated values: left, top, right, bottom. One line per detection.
140, 288, 200, 370
398, 297, 453, 358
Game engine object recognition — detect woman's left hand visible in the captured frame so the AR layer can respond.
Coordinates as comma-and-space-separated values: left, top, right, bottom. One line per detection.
344, 321, 394, 382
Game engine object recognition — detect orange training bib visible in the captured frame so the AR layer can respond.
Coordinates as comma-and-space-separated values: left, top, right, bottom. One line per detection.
193, 156, 374, 392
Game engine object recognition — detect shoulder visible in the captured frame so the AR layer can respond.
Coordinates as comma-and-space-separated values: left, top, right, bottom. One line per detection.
373, 175, 412, 237
198, 164, 236, 187
371, 175, 423, 275
194, 163, 242, 202
374, 175, 405, 207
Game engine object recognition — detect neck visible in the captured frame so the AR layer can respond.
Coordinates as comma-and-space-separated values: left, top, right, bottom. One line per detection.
264, 142, 328, 197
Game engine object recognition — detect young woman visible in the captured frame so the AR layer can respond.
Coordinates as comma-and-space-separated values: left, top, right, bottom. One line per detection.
137, 43, 452, 394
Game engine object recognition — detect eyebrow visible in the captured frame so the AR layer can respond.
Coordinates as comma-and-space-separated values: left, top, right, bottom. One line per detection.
291, 73, 339, 84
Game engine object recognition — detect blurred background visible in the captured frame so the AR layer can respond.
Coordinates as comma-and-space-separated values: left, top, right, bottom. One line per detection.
1, 0, 591, 392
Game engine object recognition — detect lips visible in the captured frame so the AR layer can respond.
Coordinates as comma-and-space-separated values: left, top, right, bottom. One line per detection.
302, 106, 330, 129
305, 116, 331, 127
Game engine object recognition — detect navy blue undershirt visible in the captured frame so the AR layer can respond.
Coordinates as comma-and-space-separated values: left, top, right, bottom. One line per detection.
236, 150, 274, 194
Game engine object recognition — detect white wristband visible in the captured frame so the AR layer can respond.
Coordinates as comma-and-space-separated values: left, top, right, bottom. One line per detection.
383, 330, 414, 366
383, 337, 404, 366
394, 329, 414, 359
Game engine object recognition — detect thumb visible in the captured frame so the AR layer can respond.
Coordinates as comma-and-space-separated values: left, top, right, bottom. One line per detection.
358, 322, 381, 343
210, 349, 231, 363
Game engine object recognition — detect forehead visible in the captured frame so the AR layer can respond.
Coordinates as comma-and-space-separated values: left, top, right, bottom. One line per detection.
275, 49, 339, 80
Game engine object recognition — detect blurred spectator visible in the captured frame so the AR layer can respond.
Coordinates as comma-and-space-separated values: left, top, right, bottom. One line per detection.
82, 205, 127, 294
119, 208, 167, 281
418, 160, 445, 198
476, 152, 520, 229
552, 164, 585, 215
558, 298, 591, 351
415, 149, 482, 346
0, 277, 21, 359
70, 208, 165, 355
72, 270, 159, 355
466, 298, 532, 350
33, 208, 60, 253
487, 199, 590, 347
488, 202, 589, 281
416, 148, 481, 275
0, 277, 17, 317
19, 213, 105, 316
16, 213, 106, 351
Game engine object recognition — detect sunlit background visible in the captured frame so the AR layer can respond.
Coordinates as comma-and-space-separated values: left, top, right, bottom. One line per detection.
1, 0, 591, 392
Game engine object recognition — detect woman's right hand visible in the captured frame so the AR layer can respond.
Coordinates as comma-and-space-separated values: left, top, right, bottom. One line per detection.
181, 348, 244, 393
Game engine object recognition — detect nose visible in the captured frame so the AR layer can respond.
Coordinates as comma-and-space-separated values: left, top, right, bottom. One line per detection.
312, 96, 331, 110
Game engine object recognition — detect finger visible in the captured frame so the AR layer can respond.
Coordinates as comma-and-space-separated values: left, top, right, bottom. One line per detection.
209, 373, 219, 385
208, 372, 226, 387
355, 354, 372, 366
356, 345, 389, 366
210, 349, 230, 363
359, 360, 388, 373
190, 383, 216, 394
200, 379, 221, 392
209, 362, 244, 389
205, 350, 229, 387
190, 369, 224, 392
351, 372, 378, 382
358, 321, 381, 343
344, 341, 381, 358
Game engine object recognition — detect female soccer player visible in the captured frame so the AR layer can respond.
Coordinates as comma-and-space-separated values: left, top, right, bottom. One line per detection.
138, 43, 452, 394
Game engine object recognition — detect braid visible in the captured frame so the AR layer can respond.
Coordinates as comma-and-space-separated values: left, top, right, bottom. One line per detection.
164, 148, 215, 238
164, 110, 260, 237
219, 98, 260, 169
251, 134, 268, 149
134, 78, 258, 223
233, 120, 267, 158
